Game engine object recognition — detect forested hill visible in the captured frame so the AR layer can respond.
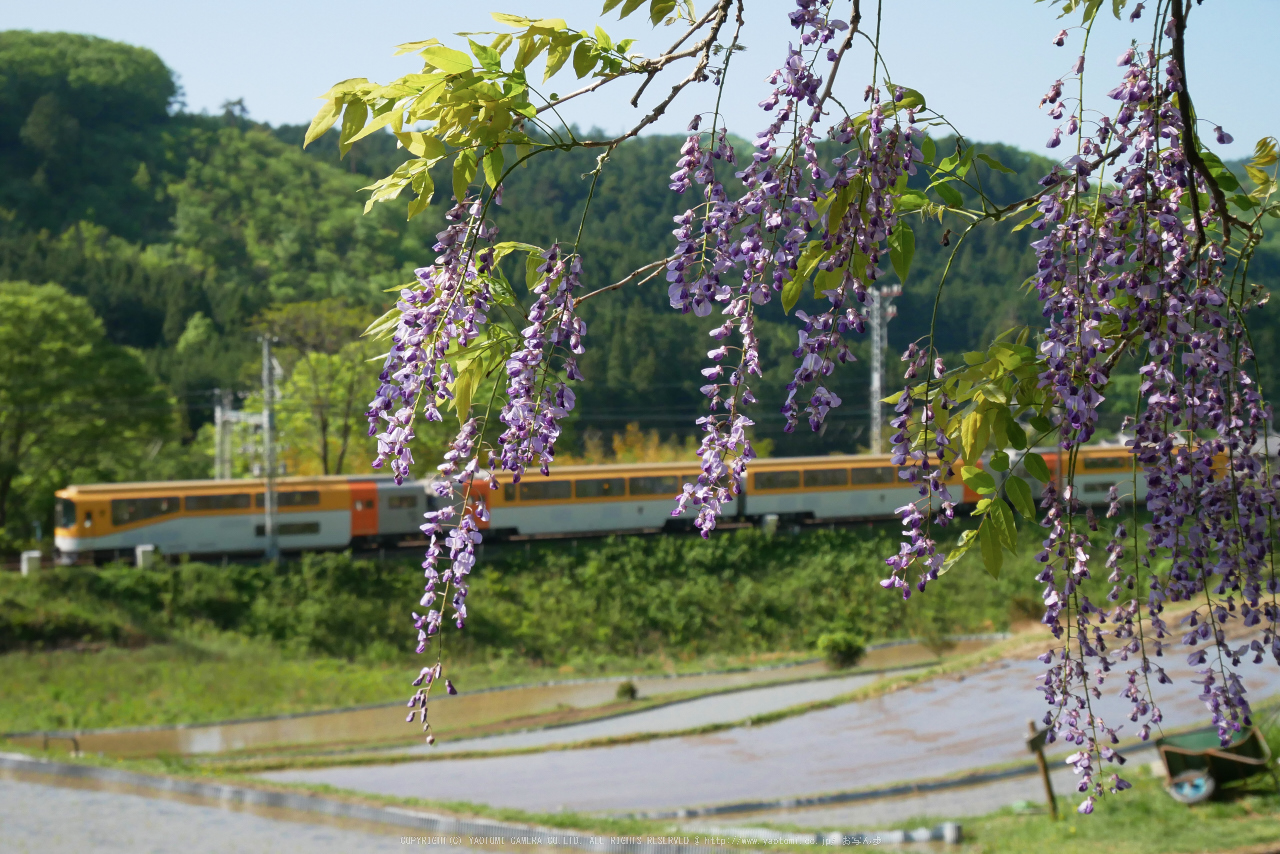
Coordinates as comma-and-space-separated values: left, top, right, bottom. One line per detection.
2, 30, 1278, 537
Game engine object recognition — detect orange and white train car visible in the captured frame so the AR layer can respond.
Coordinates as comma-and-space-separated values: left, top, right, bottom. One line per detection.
477, 454, 960, 538
475, 445, 1153, 538
53, 475, 437, 563
50, 446, 1157, 561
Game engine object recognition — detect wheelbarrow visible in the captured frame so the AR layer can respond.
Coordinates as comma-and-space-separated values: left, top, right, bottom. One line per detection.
1156, 725, 1274, 804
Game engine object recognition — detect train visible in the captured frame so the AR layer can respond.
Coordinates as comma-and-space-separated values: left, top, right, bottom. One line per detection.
53, 475, 436, 564
52, 446, 1145, 563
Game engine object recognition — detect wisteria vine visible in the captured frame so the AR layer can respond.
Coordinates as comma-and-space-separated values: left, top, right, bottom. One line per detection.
326, 0, 1279, 811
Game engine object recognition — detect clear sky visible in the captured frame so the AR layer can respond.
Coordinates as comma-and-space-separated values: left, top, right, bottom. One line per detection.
7, 1, 1276, 155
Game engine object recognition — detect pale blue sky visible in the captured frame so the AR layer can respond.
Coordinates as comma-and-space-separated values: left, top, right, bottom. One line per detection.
6, 1, 1275, 155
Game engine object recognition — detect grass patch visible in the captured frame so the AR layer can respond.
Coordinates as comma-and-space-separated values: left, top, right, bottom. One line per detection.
957, 770, 1280, 853
0, 631, 823, 733
0, 523, 1056, 733
0, 635, 408, 732
0, 522, 1124, 734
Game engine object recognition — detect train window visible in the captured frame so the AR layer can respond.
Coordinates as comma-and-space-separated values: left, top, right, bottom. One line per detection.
186, 493, 251, 512
518, 480, 572, 501
1083, 481, 1120, 494
629, 475, 680, 496
754, 470, 800, 490
850, 466, 897, 485
388, 495, 418, 509
56, 498, 76, 528
256, 491, 322, 508
803, 469, 849, 488
111, 497, 179, 526
256, 522, 321, 536
503, 484, 516, 502
576, 478, 625, 498
1082, 456, 1130, 471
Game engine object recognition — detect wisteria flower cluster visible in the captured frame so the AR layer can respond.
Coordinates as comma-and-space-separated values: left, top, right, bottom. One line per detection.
1021, 17, 1277, 812
880, 4, 1278, 813
668, 0, 920, 537
497, 244, 586, 480
365, 196, 589, 740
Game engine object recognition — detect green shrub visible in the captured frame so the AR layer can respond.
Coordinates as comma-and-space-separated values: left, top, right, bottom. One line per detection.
816, 630, 867, 669
0, 523, 1118, 660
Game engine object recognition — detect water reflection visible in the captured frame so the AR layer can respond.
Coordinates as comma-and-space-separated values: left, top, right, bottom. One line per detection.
264, 651, 1280, 814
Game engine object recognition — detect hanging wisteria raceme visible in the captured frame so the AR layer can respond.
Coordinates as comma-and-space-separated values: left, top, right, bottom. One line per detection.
877, 5, 1276, 813
368, 198, 495, 740
367, 200, 494, 484
404, 239, 587, 740
1028, 25, 1278, 810
667, 0, 921, 538
366, 190, 589, 741
497, 244, 587, 481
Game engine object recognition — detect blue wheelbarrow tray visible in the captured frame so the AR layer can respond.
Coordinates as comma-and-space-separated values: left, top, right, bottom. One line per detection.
1157, 725, 1273, 791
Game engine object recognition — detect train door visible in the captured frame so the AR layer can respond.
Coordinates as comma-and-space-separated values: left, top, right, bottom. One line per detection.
350, 481, 379, 539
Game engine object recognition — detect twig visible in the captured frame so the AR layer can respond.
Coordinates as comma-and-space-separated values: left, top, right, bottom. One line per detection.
570, 1, 733, 149
815, 1, 862, 117
577, 258, 671, 304
532, 1, 728, 117
630, 4, 722, 106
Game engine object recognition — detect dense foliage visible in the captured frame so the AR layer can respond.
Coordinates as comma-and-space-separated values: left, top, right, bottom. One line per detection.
0, 281, 172, 541
8, 27, 1278, 547
0, 526, 1055, 659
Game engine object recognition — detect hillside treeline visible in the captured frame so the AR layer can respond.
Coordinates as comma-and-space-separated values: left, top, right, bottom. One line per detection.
2, 30, 1278, 546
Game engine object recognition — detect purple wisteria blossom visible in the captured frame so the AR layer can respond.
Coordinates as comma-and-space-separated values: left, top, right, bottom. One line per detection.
1007, 27, 1272, 804
666, 0, 919, 537
368, 195, 589, 742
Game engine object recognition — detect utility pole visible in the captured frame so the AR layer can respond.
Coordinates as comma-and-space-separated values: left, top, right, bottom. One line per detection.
869, 283, 902, 454
260, 336, 279, 560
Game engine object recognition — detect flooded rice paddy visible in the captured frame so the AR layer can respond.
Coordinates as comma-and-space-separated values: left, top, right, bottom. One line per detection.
0, 776, 446, 854
262, 651, 1280, 814
414, 670, 889, 755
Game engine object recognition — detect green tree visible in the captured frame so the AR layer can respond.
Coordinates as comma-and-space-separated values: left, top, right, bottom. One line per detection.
249, 300, 380, 475
167, 126, 438, 314
256, 298, 372, 357
0, 31, 180, 242
0, 281, 173, 535
274, 342, 380, 475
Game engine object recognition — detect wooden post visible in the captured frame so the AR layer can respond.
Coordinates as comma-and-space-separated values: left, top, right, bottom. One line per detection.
1027, 719, 1059, 820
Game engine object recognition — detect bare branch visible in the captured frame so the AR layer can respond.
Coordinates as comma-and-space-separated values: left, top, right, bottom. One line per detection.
630, 3, 722, 107
815, 0, 862, 117
532, 2, 727, 117
577, 257, 671, 304
581, 1, 735, 148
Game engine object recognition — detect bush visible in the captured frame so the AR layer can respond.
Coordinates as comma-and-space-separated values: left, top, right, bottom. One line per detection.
615, 680, 638, 701
816, 630, 867, 669
0, 523, 1117, 661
